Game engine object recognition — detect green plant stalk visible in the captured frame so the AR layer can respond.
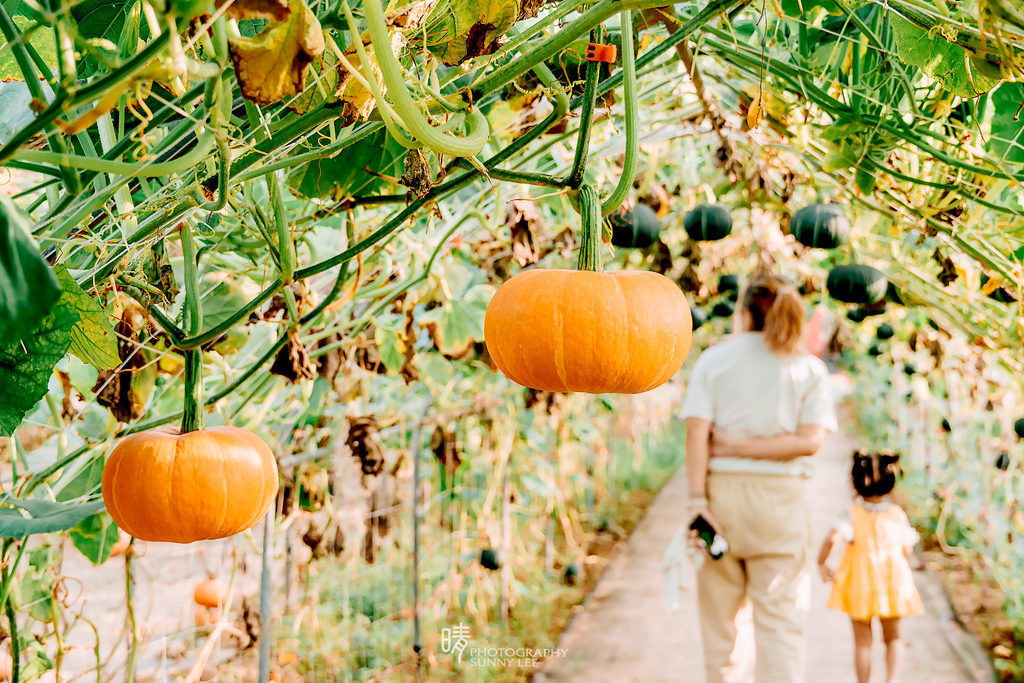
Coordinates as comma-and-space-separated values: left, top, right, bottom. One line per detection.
566, 38, 601, 190
4, 564, 19, 683
181, 348, 205, 434
487, 168, 566, 188
576, 184, 602, 272
360, 0, 489, 157
232, 122, 383, 183
124, 542, 137, 683
16, 132, 216, 177
181, 222, 203, 336
269, 172, 295, 284
599, 10, 638, 216
0, 31, 172, 165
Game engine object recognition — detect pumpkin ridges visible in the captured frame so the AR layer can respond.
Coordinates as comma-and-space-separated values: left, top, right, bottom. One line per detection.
552, 272, 570, 391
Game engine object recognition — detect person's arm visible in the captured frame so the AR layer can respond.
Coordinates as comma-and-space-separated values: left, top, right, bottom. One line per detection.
818, 529, 841, 582
684, 417, 723, 533
710, 423, 829, 461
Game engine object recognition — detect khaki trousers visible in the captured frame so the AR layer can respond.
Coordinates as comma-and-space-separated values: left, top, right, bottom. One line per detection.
697, 472, 813, 683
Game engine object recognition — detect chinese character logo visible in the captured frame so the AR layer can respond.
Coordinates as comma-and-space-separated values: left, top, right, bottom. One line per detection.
440, 624, 471, 663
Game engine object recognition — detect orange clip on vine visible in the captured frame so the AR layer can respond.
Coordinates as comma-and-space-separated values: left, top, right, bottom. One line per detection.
585, 43, 616, 63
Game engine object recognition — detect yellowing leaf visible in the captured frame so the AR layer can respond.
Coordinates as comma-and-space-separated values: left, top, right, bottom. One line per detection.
228, 0, 325, 106
747, 93, 763, 130
421, 0, 520, 66
982, 274, 1005, 295
215, 0, 290, 21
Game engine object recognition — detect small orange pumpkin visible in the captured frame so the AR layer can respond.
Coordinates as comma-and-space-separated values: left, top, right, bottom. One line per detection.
484, 269, 692, 394
102, 426, 278, 544
194, 578, 230, 609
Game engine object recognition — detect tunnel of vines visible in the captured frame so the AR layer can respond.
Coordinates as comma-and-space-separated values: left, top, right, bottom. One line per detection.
1, 0, 1024, 680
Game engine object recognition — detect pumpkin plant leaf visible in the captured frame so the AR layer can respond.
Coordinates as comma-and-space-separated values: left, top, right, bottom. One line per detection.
0, 496, 106, 538
290, 128, 407, 199
987, 82, 1024, 164
68, 512, 120, 564
374, 325, 405, 373
0, 299, 79, 437
228, 0, 325, 106
421, 0, 520, 66
417, 284, 493, 357
69, 0, 150, 78
0, 194, 62, 347
54, 265, 119, 371
890, 16, 1000, 97
0, 15, 59, 81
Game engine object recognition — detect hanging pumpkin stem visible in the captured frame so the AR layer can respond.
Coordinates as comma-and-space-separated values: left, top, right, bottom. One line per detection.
576, 184, 603, 273
181, 347, 205, 433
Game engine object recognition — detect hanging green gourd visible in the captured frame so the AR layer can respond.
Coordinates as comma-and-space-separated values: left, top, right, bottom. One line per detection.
479, 548, 504, 570
847, 308, 867, 323
790, 203, 851, 249
691, 303, 708, 330
712, 301, 735, 318
876, 323, 894, 340
996, 451, 1011, 471
684, 204, 732, 242
826, 264, 887, 304
608, 203, 660, 249
941, 418, 952, 433
868, 344, 883, 356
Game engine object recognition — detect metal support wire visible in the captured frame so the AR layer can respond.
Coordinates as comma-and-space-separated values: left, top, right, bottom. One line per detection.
410, 396, 435, 683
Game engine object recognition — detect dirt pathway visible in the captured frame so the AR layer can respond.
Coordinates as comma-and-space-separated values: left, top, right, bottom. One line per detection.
536, 384, 996, 683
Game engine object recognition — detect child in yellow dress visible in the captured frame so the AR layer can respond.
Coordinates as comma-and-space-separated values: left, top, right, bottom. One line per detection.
818, 450, 923, 683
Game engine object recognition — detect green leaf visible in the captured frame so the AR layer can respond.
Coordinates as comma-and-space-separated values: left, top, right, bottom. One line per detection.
778, 0, 840, 17
0, 15, 58, 81
987, 82, 1024, 164
289, 128, 407, 200
0, 298, 79, 437
69, 0, 151, 78
375, 326, 405, 374
0, 496, 106, 538
0, 194, 62, 346
200, 278, 258, 333
14, 571, 54, 622
54, 265, 119, 370
890, 15, 1000, 97
55, 454, 104, 502
417, 284, 493, 356
69, 512, 120, 564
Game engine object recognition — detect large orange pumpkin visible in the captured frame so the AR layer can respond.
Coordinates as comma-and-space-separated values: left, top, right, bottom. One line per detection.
101, 426, 278, 544
483, 269, 692, 394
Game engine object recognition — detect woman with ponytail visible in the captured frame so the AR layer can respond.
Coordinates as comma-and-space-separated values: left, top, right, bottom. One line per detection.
680, 274, 838, 683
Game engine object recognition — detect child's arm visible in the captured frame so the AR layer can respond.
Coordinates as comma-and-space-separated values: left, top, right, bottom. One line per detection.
818, 529, 841, 582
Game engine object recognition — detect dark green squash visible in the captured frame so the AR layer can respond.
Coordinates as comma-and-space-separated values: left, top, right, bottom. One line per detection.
876, 323, 894, 340
847, 308, 867, 323
711, 301, 735, 318
826, 264, 887, 304
1015, 418, 1024, 440
691, 304, 708, 330
480, 548, 503, 571
903, 363, 916, 376
684, 204, 733, 242
790, 203, 851, 249
996, 452, 1010, 471
718, 274, 739, 294
868, 344, 883, 356
608, 203, 661, 249
941, 418, 951, 433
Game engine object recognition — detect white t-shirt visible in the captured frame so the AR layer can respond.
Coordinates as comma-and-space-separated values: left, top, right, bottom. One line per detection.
679, 332, 838, 476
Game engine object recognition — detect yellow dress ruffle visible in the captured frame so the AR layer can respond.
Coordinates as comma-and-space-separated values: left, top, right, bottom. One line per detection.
827, 502, 923, 621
